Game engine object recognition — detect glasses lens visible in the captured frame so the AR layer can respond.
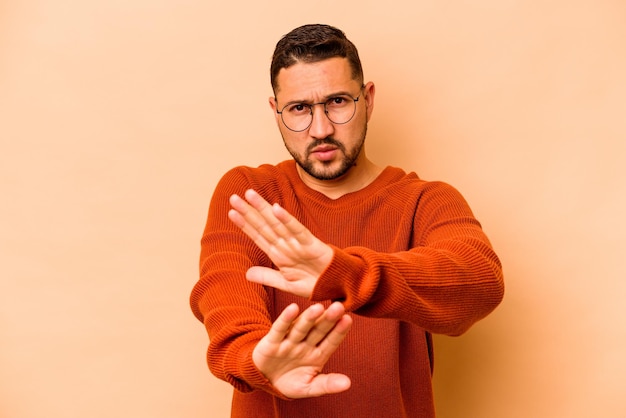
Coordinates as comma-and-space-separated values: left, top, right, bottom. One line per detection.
281, 103, 312, 132
325, 95, 357, 125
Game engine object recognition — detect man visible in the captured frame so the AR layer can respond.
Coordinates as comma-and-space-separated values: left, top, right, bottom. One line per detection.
190, 24, 504, 418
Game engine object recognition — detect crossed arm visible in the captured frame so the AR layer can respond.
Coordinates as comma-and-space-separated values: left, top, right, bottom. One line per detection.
228, 189, 351, 398
224, 187, 503, 397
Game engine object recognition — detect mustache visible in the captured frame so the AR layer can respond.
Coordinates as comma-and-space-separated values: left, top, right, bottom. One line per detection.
306, 137, 345, 154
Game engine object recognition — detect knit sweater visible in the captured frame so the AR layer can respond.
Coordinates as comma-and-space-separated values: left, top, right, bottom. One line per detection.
190, 160, 504, 418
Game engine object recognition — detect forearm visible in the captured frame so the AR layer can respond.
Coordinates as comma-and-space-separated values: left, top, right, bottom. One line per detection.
194, 277, 297, 398
311, 237, 504, 336
191, 227, 286, 394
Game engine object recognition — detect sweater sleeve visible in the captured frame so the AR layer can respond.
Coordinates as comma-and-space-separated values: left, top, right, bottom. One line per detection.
189, 168, 287, 398
310, 181, 504, 336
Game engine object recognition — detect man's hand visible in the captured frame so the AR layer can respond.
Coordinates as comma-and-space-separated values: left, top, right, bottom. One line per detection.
253, 302, 353, 399
228, 189, 334, 298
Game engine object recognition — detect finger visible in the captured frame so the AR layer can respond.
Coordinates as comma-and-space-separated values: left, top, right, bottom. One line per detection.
227, 196, 246, 229
304, 302, 347, 346
229, 194, 279, 248
228, 193, 254, 217
237, 191, 315, 256
228, 208, 274, 256
243, 190, 285, 231
264, 303, 300, 344
271, 203, 312, 244
236, 192, 292, 245
316, 313, 353, 353
243, 189, 271, 210
245, 192, 301, 246
227, 207, 262, 238
306, 373, 351, 397
229, 193, 273, 230
228, 194, 260, 232
284, 303, 325, 343
246, 266, 286, 290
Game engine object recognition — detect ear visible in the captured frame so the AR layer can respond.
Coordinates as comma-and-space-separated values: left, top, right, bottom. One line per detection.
363, 82, 375, 122
269, 96, 281, 124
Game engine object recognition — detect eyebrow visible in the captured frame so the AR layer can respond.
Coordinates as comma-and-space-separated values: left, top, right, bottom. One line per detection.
281, 90, 355, 106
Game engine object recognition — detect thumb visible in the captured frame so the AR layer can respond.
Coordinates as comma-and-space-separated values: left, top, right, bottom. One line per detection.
307, 373, 351, 397
246, 266, 285, 288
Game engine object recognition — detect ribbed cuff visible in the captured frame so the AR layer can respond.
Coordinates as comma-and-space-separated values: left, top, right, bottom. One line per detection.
310, 246, 370, 311
229, 333, 290, 400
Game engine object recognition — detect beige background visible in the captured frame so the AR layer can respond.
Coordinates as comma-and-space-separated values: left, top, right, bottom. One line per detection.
1, 1, 625, 417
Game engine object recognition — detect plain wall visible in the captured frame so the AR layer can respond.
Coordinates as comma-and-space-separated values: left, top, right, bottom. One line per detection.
1, 1, 625, 417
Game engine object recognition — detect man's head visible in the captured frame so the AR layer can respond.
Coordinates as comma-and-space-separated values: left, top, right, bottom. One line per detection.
268, 25, 375, 184
270, 24, 364, 94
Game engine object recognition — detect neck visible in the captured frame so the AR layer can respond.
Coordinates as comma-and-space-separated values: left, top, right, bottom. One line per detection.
295, 153, 383, 200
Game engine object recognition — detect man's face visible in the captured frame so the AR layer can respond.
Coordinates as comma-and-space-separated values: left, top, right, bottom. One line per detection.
270, 57, 374, 181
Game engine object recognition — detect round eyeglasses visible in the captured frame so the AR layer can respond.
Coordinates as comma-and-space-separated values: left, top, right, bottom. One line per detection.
276, 90, 363, 132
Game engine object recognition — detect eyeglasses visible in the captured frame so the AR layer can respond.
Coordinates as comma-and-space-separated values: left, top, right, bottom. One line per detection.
276, 89, 363, 132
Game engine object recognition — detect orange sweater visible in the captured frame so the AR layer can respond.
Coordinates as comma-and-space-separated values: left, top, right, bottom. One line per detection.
190, 161, 504, 418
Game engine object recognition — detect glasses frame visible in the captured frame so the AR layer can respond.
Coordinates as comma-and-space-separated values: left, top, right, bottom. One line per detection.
275, 87, 364, 132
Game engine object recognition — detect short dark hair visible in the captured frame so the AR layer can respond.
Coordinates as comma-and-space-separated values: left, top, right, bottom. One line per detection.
270, 24, 364, 93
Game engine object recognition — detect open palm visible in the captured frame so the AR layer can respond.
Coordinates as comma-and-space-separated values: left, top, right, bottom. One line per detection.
253, 302, 353, 399
228, 189, 334, 298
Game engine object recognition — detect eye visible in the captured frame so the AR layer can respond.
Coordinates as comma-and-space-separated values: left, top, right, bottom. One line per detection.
326, 96, 349, 108
286, 103, 310, 114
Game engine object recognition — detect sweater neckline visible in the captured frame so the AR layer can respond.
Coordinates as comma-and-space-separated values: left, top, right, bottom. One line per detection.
280, 160, 403, 205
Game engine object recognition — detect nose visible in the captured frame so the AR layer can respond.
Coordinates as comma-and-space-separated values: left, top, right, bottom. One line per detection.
308, 103, 335, 139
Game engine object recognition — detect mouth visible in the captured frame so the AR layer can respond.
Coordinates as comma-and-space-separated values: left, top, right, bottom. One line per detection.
310, 145, 339, 161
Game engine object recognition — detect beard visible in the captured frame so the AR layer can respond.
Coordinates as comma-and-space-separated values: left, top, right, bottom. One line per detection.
283, 124, 368, 181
